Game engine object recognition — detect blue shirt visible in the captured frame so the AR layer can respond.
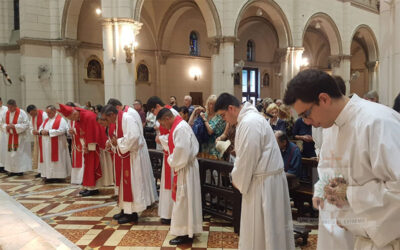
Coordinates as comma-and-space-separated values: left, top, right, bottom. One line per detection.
270, 118, 286, 133
282, 142, 302, 177
293, 118, 316, 158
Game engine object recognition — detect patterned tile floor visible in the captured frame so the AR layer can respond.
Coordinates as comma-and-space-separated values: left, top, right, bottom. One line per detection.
0, 171, 317, 249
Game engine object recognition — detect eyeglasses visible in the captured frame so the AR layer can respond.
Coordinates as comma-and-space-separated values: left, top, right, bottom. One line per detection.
299, 104, 315, 119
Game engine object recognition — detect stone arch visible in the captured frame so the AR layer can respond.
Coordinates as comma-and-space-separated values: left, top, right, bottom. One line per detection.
350, 24, 379, 62
235, 0, 293, 48
134, 0, 221, 38
61, 0, 84, 39
302, 12, 342, 55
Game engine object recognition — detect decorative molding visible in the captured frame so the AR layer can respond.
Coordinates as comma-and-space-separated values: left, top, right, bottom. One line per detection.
102, 18, 143, 34
17, 37, 80, 47
207, 36, 239, 54
350, 0, 379, 14
0, 44, 20, 51
328, 54, 352, 68
366, 60, 379, 70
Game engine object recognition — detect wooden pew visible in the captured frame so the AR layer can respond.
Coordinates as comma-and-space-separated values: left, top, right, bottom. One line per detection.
144, 127, 157, 149
290, 158, 319, 218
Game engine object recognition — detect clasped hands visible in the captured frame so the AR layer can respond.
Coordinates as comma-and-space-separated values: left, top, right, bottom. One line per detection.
324, 177, 349, 208
106, 136, 118, 149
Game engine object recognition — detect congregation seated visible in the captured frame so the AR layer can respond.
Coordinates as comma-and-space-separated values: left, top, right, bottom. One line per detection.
267, 103, 286, 132
275, 131, 302, 178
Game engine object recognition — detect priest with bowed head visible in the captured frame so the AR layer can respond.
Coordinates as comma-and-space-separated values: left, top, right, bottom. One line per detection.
1, 99, 32, 176
27, 104, 48, 178
214, 93, 295, 250
101, 103, 157, 224
283, 69, 400, 250
38, 105, 71, 183
146, 96, 180, 225
156, 108, 203, 245
58, 103, 105, 196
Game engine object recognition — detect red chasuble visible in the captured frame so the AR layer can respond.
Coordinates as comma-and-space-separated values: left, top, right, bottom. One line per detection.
167, 115, 184, 202
5, 108, 20, 152
70, 121, 83, 168
32, 110, 44, 162
108, 107, 133, 202
41, 115, 62, 162
160, 105, 173, 190
76, 108, 105, 187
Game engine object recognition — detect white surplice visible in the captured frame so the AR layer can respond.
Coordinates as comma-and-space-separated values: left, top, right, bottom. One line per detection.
0, 105, 8, 167
69, 121, 85, 185
38, 116, 71, 179
30, 112, 48, 174
1, 109, 32, 173
160, 120, 203, 238
233, 102, 295, 250
96, 149, 114, 187
319, 95, 400, 249
313, 127, 355, 250
158, 108, 179, 219
114, 111, 158, 214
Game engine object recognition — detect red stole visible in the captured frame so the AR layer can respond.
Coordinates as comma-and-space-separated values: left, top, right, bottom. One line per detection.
32, 110, 44, 162
42, 115, 62, 162
71, 121, 83, 168
160, 105, 173, 190
168, 115, 183, 202
5, 108, 20, 152
113, 111, 134, 202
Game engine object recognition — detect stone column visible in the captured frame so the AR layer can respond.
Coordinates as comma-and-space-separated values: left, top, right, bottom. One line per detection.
64, 44, 79, 103
367, 61, 379, 92
102, 18, 142, 105
278, 47, 303, 98
209, 36, 236, 96
330, 55, 352, 95
379, 0, 400, 105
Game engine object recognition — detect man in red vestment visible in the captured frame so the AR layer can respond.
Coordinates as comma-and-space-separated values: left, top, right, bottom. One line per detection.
27, 104, 47, 178
146, 96, 179, 225
58, 104, 106, 196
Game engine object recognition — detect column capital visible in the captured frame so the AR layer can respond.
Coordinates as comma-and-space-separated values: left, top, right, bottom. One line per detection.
366, 60, 379, 70
207, 36, 239, 54
328, 54, 352, 68
102, 18, 143, 34
156, 50, 170, 65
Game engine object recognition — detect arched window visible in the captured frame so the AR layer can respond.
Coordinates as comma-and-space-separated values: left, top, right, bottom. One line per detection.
247, 40, 254, 61
189, 31, 199, 56
137, 64, 149, 82
14, 0, 19, 30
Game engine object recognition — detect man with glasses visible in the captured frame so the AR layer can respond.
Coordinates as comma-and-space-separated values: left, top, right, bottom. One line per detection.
284, 69, 400, 250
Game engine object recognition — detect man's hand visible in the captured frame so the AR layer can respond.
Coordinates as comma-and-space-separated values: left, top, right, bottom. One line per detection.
6, 124, 15, 130
32, 130, 39, 136
312, 197, 324, 210
302, 135, 313, 142
68, 128, 75, 134
111, 136, 118, 147
324, 177, 349, 208
105, 140, 112, 149
83, 147, 89, 154
41, 130, 49, 136
155, 135, 161, 144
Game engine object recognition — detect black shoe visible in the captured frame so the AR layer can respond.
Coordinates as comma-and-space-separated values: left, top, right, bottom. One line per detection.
16, 172, 23, 176
80, 189, 99, 197
117, 213, 138, 224
7, 172, 17, 177
169, 235, 193, 245
79, 189, 88, 195
112, 210, 124, 220
35, 173, 41, 178
0, 167, 6, 173
161, 218, 171, 225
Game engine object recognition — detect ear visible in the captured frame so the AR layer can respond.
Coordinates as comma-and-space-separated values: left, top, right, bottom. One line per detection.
318, 93, 331, 105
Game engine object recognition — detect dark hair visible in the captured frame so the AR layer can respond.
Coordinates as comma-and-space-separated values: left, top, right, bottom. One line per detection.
333, 75, 346, 95
95, 104, 103, 112
26, 104, 37, 113
276, 131, 289, 143
107, 98, 123, 107
178, 106, 189, 114
214, 93, 240, 112
101, 104, 118, 115
393, 93, 400, 113
146, 96, 165, 111
7, 99, 16, 106
66, 102, 76, 107
46, 105, 57, 111
134, 99, 142, 105
283, 69, 343, 105
170, 96, 177, 100
0, 97, 2, 101
156, 108, 173, 120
